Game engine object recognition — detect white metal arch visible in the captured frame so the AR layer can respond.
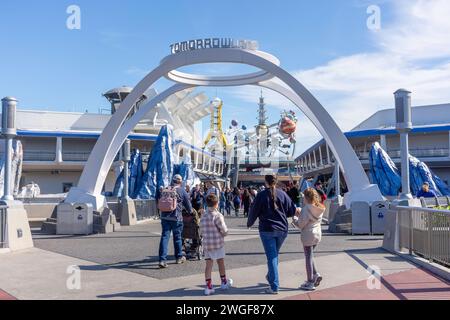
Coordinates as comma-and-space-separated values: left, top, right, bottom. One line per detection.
66, 48, 383, 209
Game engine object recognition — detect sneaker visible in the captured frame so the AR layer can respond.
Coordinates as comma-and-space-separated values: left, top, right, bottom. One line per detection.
313, 274, 323, 287
176, 256, 186, 264
158, 261, 168, 269
204, 287, 215, 296
264, 287, 279, 295
299, 281, 316, 291
220, 278, 233, 290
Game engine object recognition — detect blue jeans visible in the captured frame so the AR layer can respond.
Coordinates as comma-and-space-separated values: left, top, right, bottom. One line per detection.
159, 219, 184, 262
259, 231, 288, 292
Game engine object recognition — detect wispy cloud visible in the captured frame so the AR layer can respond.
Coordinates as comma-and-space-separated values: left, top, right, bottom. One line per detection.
232, 0, 450, 156
125, 66, 150, 78
98, 30, 139, 49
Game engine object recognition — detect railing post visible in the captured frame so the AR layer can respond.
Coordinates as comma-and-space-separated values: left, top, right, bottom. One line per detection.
428, 211, 433, 263
408, 209, 413, 255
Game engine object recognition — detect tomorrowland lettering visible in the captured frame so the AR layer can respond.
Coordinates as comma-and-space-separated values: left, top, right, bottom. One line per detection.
170, 38, 259, 54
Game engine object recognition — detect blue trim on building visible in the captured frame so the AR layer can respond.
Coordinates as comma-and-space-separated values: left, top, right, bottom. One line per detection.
297, 124, 450, 159
345, 125, 450, 138
16, 130, 224, 162
16, 130, 158, 141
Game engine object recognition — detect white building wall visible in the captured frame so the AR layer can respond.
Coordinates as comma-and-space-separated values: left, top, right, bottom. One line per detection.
21, 170, 117, 194
386, 132, 449, 150
16, 110, 110, 132
353, 104, 450, 130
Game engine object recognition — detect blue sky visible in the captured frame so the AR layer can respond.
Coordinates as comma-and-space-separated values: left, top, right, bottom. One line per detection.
1, 0, 450, 155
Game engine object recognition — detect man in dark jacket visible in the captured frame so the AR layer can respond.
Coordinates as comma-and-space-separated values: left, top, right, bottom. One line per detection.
158, 174, 192, 268
288, 181, 301, 207
191, 184, 204, 211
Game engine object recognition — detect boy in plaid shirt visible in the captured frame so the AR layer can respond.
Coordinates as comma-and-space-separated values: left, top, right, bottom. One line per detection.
200, 194, 233, 295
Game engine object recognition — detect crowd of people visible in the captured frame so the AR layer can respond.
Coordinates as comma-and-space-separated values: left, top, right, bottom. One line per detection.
156, 174, 328, 296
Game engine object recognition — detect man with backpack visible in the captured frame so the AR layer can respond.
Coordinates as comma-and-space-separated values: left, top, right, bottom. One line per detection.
158, 174, 193, 268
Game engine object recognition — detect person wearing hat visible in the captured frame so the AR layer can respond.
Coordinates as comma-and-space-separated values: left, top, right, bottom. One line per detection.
416, 181, 437, 198
158, 174, 193, 268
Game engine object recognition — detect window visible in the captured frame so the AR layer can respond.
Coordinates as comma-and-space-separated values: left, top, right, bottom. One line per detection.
63, 183, 73, 193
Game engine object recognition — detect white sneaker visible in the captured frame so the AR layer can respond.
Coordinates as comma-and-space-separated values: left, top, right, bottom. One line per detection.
204, 287, 215, 296
264, 287, 279, 295
220, 278, 233, 290
313, 274, 323, 287
299, 281, 316, 291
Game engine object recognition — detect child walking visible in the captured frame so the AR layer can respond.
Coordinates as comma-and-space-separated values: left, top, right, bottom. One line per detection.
200, 194, 233, 295
293, 188, 325, 291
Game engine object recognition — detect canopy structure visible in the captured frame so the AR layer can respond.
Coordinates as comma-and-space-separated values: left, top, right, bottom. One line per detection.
66, 39, 383, 210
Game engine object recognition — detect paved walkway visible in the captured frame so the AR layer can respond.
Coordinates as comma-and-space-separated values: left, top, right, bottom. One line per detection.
0, 219, 448, 300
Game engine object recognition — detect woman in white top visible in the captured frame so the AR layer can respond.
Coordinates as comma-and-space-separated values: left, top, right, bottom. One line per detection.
293, 188, 325, 291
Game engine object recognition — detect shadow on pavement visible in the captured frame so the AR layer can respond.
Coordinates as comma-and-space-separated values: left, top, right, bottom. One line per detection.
97, 283, 296, 299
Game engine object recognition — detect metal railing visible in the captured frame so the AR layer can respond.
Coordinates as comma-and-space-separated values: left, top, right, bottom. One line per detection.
397, 205, 450, 268
0, 205, 7, 249
134, 199, 158, 221
389, 148, 449, 158
356, 148, 450, 160
62, 152, 91, 162
23, 151, 56, 161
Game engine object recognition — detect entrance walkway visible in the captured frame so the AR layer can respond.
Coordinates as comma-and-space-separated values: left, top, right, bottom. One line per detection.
0, 218, 448, 300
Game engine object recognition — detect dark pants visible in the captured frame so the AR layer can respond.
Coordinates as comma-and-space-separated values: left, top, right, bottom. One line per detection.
260, 231, 288, 292
159, 219, 184, 262
243, 203, 250, 217
225, 202, 232, 216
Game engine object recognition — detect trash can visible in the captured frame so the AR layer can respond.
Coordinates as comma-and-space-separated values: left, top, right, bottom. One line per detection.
57, 203, 93, 235
371, 201, 388, 235
351, 201, 371, 235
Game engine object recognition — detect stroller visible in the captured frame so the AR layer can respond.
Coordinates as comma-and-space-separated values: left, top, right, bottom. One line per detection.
182, 208, 203, 260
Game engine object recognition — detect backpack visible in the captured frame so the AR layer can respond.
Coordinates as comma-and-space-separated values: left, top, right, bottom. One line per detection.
158, 186, 178, 212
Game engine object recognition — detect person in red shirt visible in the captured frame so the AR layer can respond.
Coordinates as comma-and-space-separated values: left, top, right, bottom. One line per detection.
314, 182, 327, 204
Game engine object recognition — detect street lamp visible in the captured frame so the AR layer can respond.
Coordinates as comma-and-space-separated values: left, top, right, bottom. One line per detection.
394, 89, 413, 200
2, 97, 18, 201
122, 139, 131, 200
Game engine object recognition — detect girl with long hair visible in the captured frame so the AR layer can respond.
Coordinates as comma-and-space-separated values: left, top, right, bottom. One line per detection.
293, 188, 325, 291
247, 174, 297, 294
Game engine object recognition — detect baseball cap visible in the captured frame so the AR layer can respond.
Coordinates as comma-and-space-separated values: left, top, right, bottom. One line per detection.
172, 174, 182, 182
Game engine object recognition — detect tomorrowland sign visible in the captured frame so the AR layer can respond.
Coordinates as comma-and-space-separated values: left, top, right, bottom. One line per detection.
170, 38, 259, 54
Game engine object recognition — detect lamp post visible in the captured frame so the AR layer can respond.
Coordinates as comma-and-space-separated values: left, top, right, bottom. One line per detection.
394, 89, 413, 200
335, 161, 340, 198
122, 139, 131, 200
0, 97, 34, 250
2, 97, 18, 201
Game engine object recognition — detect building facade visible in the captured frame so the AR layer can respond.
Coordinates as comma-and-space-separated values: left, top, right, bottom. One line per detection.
2, 88, 225, 195
296, 103, 450, 189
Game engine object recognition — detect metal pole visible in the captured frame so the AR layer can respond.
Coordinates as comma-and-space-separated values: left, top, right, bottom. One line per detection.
2, 97, 18, 201
400, 132, 412, 199
3, 138, 13, 201
394, 89, 413, 200
232, 135, 239, 188
122, 139, 131, 200
335, 161, 340, 198
408, 210, 413, 255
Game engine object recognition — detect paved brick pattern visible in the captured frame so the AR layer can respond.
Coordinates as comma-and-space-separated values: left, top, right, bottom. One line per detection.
285, 268, 450, 300
0, 289, 16, 300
